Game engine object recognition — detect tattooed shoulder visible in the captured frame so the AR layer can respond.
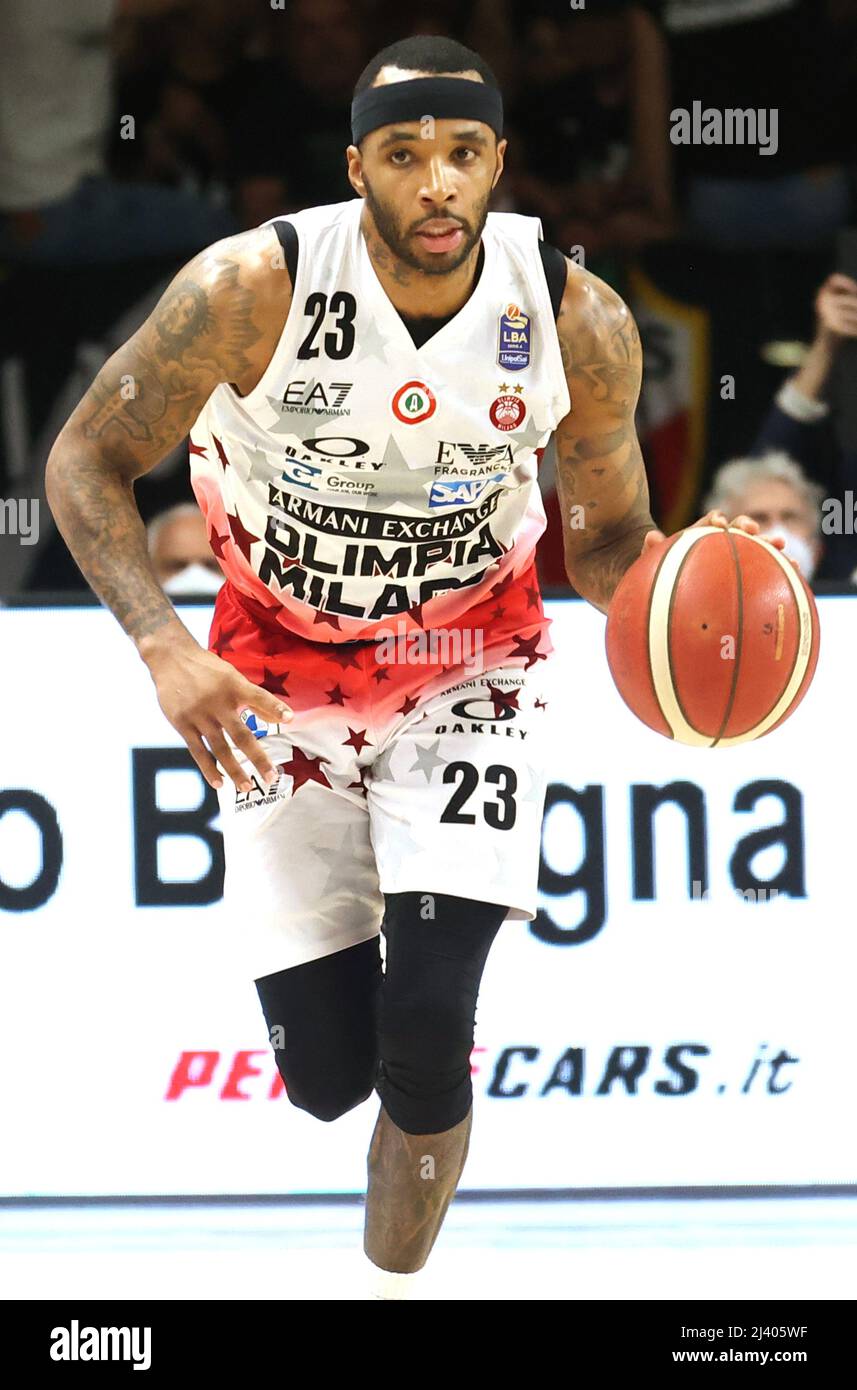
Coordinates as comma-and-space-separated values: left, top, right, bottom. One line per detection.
74, 225, 290, 473
555, 258, 642, 386
150, 223, 291, 389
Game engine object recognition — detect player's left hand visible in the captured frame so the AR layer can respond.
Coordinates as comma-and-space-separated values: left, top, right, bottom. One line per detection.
641, 509, 800, 570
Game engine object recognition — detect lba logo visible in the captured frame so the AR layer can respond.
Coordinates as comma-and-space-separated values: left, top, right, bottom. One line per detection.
498, 302, 531, 370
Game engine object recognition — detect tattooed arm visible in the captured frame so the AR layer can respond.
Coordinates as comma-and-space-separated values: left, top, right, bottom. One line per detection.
550, 260, 789, 615
45, 226, 294, 793
552, 259, 657, 615
45, 225, 287, 655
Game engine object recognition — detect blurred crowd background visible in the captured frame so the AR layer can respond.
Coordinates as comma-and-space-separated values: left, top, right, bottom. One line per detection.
1, 0, 856, 596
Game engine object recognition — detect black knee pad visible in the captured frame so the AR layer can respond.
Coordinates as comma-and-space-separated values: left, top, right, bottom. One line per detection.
375, 892, 506, 1135
255, 936, 382, 1123
286, 1073, 376, 1125
377, 993, 476, 1134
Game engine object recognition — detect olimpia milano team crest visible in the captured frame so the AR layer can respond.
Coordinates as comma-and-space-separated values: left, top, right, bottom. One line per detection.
391, 380, 437, 424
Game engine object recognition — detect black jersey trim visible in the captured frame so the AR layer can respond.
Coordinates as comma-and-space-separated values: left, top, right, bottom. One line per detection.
539, 241, 567, 321
270, 219, 565, 323
398, 241, 486, 348
272, 218, 299, 288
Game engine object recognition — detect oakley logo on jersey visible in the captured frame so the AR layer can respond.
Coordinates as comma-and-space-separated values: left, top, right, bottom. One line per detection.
300, 435, 368, 458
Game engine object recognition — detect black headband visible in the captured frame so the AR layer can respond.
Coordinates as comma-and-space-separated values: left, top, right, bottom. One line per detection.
351, 76, 503, 145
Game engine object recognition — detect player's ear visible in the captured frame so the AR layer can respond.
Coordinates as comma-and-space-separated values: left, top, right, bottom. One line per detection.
346, 144, 366, 196
492, 138, 507, 190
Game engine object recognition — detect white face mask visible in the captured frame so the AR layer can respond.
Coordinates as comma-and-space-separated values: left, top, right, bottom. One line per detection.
162, 563, 225, 596
761, 526, 818, 582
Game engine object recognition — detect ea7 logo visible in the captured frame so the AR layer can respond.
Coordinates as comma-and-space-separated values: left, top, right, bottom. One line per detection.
50, 1321, 152, 1371
282, 380, 352, 409
429, 475, 507, 508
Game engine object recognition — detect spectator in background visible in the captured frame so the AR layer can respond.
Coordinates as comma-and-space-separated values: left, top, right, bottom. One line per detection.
148, 503, 224, 597
0, 0, 237, 266
703, 274, 857, 584
108, 0, 262, 198
703, 452, 825, 581
229, 0, 370, 227
657, 0, 852, 251
503, 0, 676, 262
749, 273, 857, 579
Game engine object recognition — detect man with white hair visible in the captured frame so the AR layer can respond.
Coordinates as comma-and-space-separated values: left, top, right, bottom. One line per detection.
703, 450, 824, 582
147, 502, 224, 596
706, 270, 857, 584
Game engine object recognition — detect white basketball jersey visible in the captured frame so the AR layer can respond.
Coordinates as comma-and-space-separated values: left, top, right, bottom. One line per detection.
189, 197, 570, 642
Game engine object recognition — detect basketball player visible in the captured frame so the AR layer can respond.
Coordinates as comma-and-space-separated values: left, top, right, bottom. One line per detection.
46, 35, 772, 1299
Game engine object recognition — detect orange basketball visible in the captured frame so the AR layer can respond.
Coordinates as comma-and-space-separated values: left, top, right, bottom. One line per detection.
605, 526, 820, 746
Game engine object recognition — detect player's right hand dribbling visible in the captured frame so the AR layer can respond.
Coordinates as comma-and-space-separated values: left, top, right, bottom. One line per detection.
143, 637, 292, 793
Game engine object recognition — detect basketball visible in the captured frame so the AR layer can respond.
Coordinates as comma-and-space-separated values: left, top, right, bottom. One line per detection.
605, 526, 821, 746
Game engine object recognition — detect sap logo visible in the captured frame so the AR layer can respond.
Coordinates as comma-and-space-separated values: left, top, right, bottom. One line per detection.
281, 459, 322, 490
429, 474, 507, 508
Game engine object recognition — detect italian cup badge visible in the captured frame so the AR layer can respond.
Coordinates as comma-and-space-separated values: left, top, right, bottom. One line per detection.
392, 380, 437, 424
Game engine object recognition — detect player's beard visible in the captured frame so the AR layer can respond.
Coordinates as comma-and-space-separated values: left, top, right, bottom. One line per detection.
362, 173, 491, 277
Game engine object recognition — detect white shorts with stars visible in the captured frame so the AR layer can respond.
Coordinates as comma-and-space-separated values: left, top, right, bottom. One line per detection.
215, 657, 552, 979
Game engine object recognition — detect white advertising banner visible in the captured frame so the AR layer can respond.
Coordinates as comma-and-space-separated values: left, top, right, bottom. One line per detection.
0, 597, 852, 1196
